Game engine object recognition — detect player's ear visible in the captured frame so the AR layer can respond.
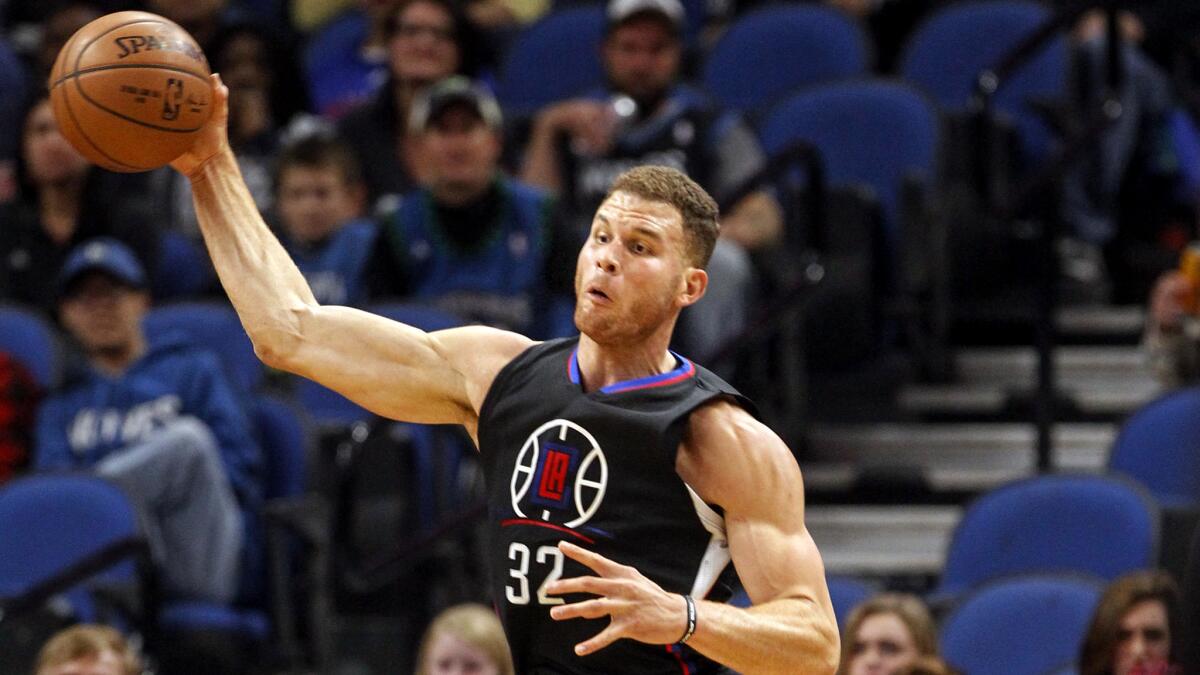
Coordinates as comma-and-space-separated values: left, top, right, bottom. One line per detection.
678, 267, 707, 308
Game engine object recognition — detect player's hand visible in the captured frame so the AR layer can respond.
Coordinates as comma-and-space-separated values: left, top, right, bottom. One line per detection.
546, 541, 688, 656
1150, 271, 1192, 332
170, 73, 231, 179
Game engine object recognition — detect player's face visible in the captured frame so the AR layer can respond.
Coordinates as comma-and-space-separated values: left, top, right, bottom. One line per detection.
847, 612, 920, 675
420, 105, 501, 197
277, 165, 363, 244
37, 650, 125, 675
389, 1, 460, 85
574, 191, 691, 344
60, 273, 149, 357
423, 632, 501, 675
603, 17, 681, 105
23, 100, 90, 187
1114, 599, 1171, 675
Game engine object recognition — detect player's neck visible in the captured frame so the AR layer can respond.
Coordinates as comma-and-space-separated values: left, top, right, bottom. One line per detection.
575, 334, 676, 392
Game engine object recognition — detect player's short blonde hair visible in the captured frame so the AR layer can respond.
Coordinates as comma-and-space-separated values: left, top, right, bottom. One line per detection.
606, 165, 720, 268
416, 603, 515, 675
35, 624, 142, 675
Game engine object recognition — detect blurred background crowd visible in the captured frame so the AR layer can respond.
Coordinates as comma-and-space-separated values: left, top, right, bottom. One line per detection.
3, 0, 1200, 673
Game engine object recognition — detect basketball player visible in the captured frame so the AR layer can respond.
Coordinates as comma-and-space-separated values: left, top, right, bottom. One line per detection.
171, 75, 839, 674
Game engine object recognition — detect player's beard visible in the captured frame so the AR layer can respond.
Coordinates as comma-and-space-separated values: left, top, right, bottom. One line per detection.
574, 281, 677, 347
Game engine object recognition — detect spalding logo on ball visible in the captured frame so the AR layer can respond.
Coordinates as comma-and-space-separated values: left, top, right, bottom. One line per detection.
48, 11, 213, 173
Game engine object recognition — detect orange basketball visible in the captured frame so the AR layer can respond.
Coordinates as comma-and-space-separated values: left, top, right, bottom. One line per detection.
48, 11, 212, 173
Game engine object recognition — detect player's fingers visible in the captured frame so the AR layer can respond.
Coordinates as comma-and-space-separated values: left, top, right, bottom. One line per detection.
544, 575, 626, 597
575, 623, 624, 656
558, 541, 626, 575
550, 598, 613, 621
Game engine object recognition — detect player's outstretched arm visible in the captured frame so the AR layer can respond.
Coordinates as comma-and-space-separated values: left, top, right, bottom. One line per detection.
171, 75, 533, 430
678, 402, 840, 674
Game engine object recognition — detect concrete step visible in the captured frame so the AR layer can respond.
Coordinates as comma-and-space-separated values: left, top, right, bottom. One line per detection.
897, 380, 1162, 418
1055, 305, 1144, 340
807, 505, 960, 576
803, 423, 1112, 492
954, 346, 1149, 387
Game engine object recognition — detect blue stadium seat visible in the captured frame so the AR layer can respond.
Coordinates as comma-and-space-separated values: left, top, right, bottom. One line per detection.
0, 474, 146, 625
934, 474, 1158, 599
941, 574, 1103, 675
1109, 387, 1200, 510
496, 7, 606, 117
142, 302, 264, 394
826, 575, 875, 631
898, 0, 1067, 162
702, 5, 870, 115
252, 395, 310, 503
0, 304, 58, 389
758, 79, 940, 247
150, 231, 214, 302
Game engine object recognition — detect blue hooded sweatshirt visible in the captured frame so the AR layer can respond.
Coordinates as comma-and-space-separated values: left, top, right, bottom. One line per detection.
33, 334, 263, 510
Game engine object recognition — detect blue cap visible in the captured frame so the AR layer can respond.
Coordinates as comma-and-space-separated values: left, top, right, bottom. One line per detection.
58, 238, 147, 297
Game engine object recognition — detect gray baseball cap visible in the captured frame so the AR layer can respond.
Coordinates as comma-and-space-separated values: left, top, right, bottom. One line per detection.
606, 0, 684, 30
409, 76, 503, 134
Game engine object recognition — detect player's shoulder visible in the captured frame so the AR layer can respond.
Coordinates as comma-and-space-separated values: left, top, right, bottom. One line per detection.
687, 396, 780, 452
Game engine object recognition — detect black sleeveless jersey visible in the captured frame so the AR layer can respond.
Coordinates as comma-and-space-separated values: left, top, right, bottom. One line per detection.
477, 337, 754, 674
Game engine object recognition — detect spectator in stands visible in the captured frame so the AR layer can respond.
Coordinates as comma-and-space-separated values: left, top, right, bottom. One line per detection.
146, 19, 305, 242
1182, 526, 1200, 675
519, 0, 771, 359
337, 0, 487, 215
1080, 570, 1181, 675
894, 657, 959, 675
1143, 268, 1200, 387
302, 0, 394, 118
274, 134, 376, 307
416, 603, 515, 675
368, 76, 577, 337
0, 95, 156, 315
838, 593, 940, 675
34, 624, 141, 675
31, 0, 103, 84
0, 36, 28, 205
0, 351, 39, 485
33, 239, 262, 604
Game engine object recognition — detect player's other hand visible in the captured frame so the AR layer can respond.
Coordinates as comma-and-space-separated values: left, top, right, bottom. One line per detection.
546, 541, 688, 656
1150, 271, 1193, 332
171, 73, 231, 179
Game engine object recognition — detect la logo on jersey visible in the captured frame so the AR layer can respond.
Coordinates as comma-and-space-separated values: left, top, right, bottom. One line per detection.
510, 419, 608, 528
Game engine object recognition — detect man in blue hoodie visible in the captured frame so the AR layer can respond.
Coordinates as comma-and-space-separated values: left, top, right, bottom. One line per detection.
33, 238, 261, 604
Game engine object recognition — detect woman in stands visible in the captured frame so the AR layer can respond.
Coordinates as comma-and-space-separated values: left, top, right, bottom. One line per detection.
416, 603, 515, 675
839, 593, 942, 675
1080, 570, 1182, 675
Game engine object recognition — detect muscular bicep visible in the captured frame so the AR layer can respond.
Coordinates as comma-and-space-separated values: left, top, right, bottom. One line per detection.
283, 305, 533, 429
681, 405, 833, 614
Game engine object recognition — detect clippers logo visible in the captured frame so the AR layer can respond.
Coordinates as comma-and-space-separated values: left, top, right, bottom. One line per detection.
511, 419, 607, 528
162, 78, 183, 120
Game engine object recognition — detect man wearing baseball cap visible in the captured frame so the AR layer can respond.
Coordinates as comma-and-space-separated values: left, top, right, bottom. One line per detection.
34, 238, 261, 605
369, 76, 578, 337
520, 0, 776, 363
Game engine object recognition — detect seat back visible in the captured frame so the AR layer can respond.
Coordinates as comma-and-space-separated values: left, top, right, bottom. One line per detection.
936, 474, 1158, 597
0, 474, 144, 622
941, 574, 1103, 675
497, 7, 606, 117
826, 575, 875, 631
702, 5, 870, 115
142, 302, 264, 394
758, 79, 940, 248
0, 304, 58, 389
1110, 386, 1200, 509
252, 395, 310, 502
898, 0, 1067, 162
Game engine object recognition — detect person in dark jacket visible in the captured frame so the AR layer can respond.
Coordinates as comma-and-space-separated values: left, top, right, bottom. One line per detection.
33, 239, 261, 604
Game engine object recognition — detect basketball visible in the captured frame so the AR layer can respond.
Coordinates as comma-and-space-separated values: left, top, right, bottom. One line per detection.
48, 11, 213, 173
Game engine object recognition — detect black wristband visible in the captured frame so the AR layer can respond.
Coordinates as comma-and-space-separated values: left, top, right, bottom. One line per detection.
678, 594, 697, 644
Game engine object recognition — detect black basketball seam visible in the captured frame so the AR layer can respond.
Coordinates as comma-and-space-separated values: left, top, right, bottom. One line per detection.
50, 63, 209, 90
68, 14, 209, 135
59, 76, 144, 171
